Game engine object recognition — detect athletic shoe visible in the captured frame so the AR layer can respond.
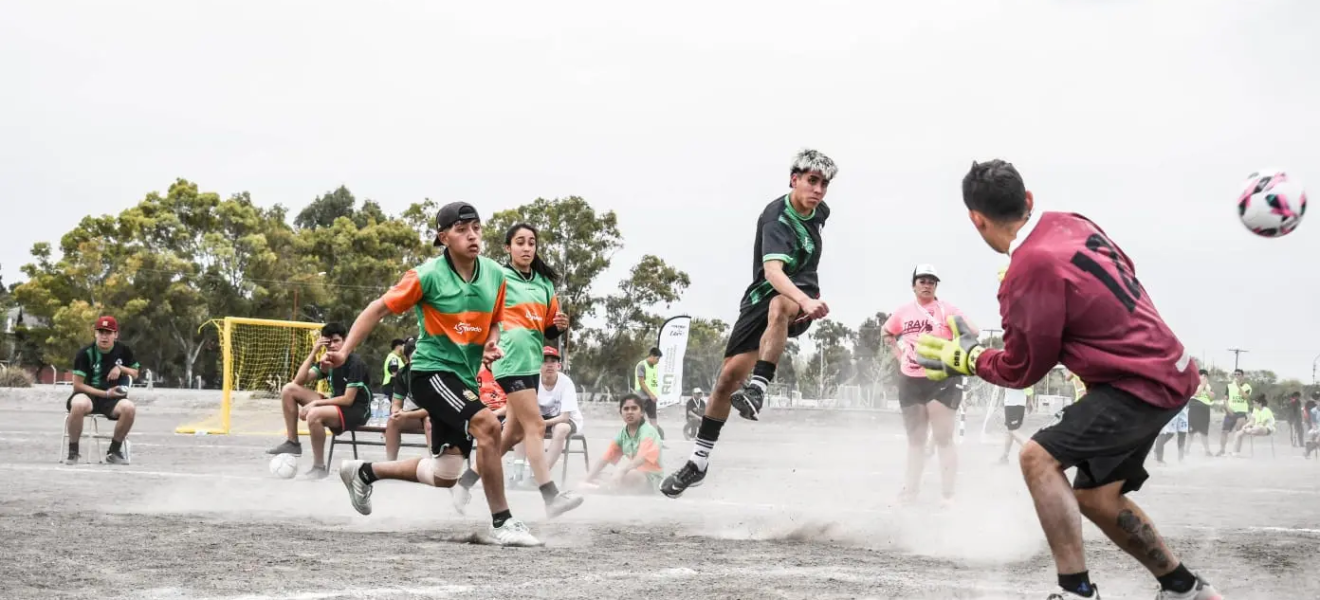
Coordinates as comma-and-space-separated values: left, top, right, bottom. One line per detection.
302, 465, 329, 480
729, 384, 764, 421
65, 453, 81, 466
1156, 577, 1222, 600
546, 491, 584, 519
490, 518, 543, 547
450, 485, 472, 515
105, 451, 129, 465
266, 440, 302, 456
660, 461, 706, 498
1047, 587, 1100, 599
338, 460, 373, 516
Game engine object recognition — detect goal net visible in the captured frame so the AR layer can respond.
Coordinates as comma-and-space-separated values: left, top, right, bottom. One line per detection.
175, 317, 326, 435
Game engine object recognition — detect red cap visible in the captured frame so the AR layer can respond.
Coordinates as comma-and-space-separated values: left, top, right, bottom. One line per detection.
542, 346, 561, 359
94, 316, 119, 332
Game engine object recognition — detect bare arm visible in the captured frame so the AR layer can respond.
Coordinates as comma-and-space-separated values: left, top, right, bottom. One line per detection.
72, 374, 109, 400
340, 299, 393, 357
763, 260, 812, 306
544, 413, 570, 426
321, 386, 359, 408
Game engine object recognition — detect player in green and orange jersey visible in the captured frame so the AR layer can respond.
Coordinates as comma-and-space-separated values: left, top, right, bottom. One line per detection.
323, 202, 541, 547
451, 223, 583, 518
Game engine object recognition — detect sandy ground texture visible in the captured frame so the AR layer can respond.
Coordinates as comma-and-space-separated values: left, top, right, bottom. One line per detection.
2, 386, 1318, 599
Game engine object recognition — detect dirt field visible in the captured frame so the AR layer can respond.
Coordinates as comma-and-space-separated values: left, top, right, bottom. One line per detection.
3, 387, 1317, 599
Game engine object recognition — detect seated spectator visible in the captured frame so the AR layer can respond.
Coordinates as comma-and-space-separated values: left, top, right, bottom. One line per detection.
581, 394, 663, 494
66, 316, 139, 465
1232, 395, 1276, 455
684, 388, 706, 441
537, 346, 583, 472
384, 340, 432, 460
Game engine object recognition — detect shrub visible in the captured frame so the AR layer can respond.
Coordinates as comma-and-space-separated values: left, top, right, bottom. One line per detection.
0, 368, 35, 388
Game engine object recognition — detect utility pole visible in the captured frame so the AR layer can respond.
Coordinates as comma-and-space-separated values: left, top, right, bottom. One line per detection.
983, 328, 1003, 347
1227, 348, 1249, 371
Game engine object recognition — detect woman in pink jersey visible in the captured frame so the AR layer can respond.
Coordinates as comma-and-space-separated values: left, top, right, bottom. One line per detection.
882, 264, 977, 506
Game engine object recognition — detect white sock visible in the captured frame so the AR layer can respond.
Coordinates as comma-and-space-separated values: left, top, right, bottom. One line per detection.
690, 437, 715, 471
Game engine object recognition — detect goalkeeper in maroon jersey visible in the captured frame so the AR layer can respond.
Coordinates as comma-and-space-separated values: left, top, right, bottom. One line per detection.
914, 160, 1221, 600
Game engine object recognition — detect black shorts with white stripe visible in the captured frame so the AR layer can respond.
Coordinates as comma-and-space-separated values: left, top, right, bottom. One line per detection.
409, 369, 487, 458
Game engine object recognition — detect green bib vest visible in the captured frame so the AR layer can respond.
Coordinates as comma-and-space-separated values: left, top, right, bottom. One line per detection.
634, 359, 659, 395
1226, 382, 1249, 413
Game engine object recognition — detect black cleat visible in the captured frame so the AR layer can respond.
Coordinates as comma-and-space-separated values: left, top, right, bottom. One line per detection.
105, 451, 129, 465
729, 384, 764, 421
660, 461, 707, 499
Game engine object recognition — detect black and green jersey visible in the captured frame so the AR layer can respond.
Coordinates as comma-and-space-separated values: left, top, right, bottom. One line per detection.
72, 342, 139, 390
741, 195, 829, 308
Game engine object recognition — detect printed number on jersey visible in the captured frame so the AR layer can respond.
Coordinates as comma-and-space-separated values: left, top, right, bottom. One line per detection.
1070, 233, 1141, 313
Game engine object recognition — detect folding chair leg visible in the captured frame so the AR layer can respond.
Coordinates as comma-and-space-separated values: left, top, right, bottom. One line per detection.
58, 415, 70, 463
327, 435, 336, 466
351, 430, 359, 460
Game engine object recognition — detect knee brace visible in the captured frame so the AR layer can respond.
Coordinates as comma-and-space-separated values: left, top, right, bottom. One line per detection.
415, 454, 465, 486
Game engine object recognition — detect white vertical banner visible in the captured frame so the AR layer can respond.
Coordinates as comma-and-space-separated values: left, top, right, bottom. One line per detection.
655, 315, 692, 408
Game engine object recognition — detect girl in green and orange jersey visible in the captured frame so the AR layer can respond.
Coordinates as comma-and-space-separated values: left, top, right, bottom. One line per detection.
453, 223, 583, 518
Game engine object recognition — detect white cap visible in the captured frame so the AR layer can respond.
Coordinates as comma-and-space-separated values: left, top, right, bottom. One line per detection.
692, 387, 702, 394
913, 264, 940, 282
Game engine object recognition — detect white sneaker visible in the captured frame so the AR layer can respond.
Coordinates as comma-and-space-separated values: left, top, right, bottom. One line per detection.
450, 484, 472, 515
338, 460, 373, 516
1155, 577, 1222, 600
1047, 587, 1100, 599
489, 518, 543, 547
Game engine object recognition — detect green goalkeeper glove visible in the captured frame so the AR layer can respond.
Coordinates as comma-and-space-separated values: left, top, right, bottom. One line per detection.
914, 316, 983, 379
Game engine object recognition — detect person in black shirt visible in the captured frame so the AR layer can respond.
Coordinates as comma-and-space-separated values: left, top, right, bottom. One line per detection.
683, 388, 706, 440
265, 322, 372, 479
385, 339, 431, 460
66, 316, 140, 465
662, 149, 837, 498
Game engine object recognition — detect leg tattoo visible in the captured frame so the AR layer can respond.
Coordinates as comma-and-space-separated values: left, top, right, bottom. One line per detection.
1116, 509, 1171, 571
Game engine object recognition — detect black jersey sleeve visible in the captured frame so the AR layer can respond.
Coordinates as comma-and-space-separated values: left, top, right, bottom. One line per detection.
761, 217, 797, 266
72, 348, 91, 379
119, 344, 140, 369
392, 367, 410, 400
344, 355, 370, 392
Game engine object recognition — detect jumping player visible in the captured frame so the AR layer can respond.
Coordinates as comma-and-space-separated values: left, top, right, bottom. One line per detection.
915, 160, 1220, 599
882, 264, 976, 505
327, 202, 540, 547
661, 149, 837, 498
450, 223, 583, 519
66, 316, 139, 465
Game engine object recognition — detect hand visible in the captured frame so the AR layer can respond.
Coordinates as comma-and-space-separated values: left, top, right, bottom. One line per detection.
298, 405, 309, 420
320, 350, 346, 370
796, 298, 829, 323
914, 316, 984, 379
390, 405, 401, 417
482, 340, 504, 366
552, 311, 570, 329
107, 366, 122, 382
107, 386, 129, 400
314, 336, 330, 349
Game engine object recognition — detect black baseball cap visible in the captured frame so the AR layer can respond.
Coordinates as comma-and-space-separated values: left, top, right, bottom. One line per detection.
434, 202, 481, 246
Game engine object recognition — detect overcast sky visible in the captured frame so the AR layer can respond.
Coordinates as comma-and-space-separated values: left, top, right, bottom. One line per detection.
2, 1, 1318, 380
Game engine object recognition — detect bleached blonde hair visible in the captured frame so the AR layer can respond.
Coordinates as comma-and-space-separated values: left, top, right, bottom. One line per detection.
790, 149, 838, 181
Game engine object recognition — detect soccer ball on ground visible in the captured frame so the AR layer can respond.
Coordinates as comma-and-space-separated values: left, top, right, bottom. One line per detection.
269, 453, 298, 479
1238, 168, 1306, 238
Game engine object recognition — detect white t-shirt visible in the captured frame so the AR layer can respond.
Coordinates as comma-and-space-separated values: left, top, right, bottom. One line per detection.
538, 372, 583, 430
1003, 388, 1028, 408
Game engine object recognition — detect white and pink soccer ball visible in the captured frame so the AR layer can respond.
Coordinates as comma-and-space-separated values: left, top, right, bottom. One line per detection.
1238, 168, 1306, 238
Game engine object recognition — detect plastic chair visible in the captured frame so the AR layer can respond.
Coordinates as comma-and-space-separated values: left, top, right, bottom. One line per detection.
1246, 428, 1276, 458
57, 376, 134, 464
559, 433, 590, 485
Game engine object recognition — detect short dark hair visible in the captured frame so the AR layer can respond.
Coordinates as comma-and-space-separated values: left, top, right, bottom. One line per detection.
321, 322, 347, 339
1234, 368, 1245, 376
390, 338, 405, 349
1254, 395, 1268, 406
648, 347, 663, 358
962, 160, 1029, 223
1198, 369, 1208, 376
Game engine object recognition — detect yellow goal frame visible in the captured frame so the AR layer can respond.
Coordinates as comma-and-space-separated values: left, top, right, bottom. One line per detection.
175, 316, 325, 435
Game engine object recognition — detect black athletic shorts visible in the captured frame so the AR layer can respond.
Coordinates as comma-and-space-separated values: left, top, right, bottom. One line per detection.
1222, 411, 1247, 431
724, 295, 813, 358
1188, 401, 1211, 435
66, 393, 123, 420
1004, 405, 1026, 431
496, 374, 539, 395
897, 375, 963, 410
328, 402, 370, 435
410, 370, 487, 458
1031, 384, 1183, 494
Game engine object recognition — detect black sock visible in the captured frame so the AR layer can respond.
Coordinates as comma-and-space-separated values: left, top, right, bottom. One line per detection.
68, 443, 79, 456
358, 462, 378, 484
1156, 563, 1196, 593
750, 360, 777, 390
458, 468, 481, 490
689, 416, 726, 470
108, 440, 122, 454
1058, 571, 1095, 597
539, 481, 560, 504
492, 509, 513, 528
